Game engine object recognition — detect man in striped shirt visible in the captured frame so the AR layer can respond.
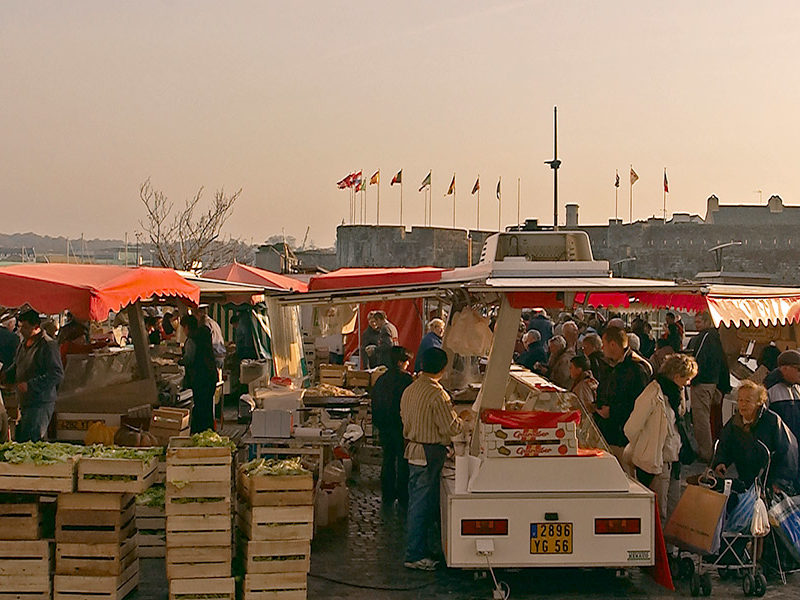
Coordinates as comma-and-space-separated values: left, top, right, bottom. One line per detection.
400, 347, 464, 570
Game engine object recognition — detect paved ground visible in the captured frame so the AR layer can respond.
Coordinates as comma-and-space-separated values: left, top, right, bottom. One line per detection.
133, 463, 800, 599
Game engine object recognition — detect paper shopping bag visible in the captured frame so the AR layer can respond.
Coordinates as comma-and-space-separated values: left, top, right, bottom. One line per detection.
664, 483, 727, 554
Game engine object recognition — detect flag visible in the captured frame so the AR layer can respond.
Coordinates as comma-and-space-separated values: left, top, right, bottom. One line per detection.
355, 178, 365, 192
630, 167, 639, 185
370, 170, 379, 185
472, 177, 480, 195
614, 172, 620, 188
391, 169, 402, 185
446, 175, 455, 196
496, 177, 501, 201
337, 172, 355, 189
419, 171, 431, 192
663, 169, 669, 193
353, 171, 364, 192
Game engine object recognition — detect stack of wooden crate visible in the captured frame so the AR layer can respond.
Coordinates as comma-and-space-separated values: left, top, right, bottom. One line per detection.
0, 493, 52, 600
149, 407, 191, 446
135, 485, 166, 558
236, 466, 314, 600
54, 492, 139, 600
166, 439, 234, 600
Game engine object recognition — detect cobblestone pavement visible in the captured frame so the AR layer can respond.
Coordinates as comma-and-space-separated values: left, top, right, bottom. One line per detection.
132, 464, 800, 600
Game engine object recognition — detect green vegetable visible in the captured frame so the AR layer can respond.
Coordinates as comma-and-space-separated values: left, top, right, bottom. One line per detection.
137, 485, 166, 507
187, 431, 236, 451
0, 441, 85, 465
240, 457, 309, 477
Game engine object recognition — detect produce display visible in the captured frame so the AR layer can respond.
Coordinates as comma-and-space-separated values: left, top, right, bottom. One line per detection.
304, 383, 358, 397
137, 484, 166, 507
240, 457, 309, 477
186, 430, 237, 451
0, 441, 163, 465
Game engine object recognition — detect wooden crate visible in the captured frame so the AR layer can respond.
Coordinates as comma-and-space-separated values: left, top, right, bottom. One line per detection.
238, 471, 313, 508
137, 531, 166, 558
0, 573, 50, 600
166, 545, 231, 579
166, 514, 231, 547
165, 480, 231, 516
56, 533, 137, 576
166, 440, 232, 487
236, 504, 313, 541
169, 576, 235, 600
150, 408, 191, 446
56, 493, 135, 544
156, 459, 167, 484
0, 540, 51, 578
244, 572, 306, 600
0, 496, 40, 539
345, 370, 371, 388
54, 559, 138, 600
0, 459, 76, 494
77, 455, 158, 494
241, 539, 310, 574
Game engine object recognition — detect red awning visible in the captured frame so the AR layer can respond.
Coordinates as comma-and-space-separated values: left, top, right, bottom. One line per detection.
0, 264, 200, 322
308, 267, 447, 291
202, 262, 308, 293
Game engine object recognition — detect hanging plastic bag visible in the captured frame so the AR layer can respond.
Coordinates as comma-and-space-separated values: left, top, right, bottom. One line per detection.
444, 307, 493, 356
726, 483, 758, 533
751, 496, 770, 536
769, 492, 800, 558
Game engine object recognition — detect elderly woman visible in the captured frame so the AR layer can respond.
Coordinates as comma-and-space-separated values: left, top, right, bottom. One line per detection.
545, 334, 574, 389
714, 380, 799, 495
624, 354, 698, 522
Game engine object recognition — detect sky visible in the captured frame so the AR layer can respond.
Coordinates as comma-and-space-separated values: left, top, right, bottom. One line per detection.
2, 1, 800, 248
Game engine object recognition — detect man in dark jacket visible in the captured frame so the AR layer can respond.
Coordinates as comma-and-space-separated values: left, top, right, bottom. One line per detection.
595, 325, 652, 464
580, 333, 610, 386
414, 319, 444, 373
687, 311, 731, 462
714, 380, 798, 494
371, 346, 413, 506
6, 309, 64, 442
515, 330, 548, 371
527, 309, 553, 344
764, 349, 800, 444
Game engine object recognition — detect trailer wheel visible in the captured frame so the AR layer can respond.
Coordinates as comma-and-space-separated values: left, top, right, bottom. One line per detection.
753, 572, 767, 597
690, 572, 701, 597
700, 573, 712, 596
742, 573, 755, 596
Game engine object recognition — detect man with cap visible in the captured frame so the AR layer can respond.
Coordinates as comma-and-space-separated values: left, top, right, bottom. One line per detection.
400, 347, 465, 571
5, 309, 64, 442
764, 349, 800, 443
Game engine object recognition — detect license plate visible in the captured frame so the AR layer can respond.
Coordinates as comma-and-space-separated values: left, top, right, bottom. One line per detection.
530, 522, 573, 554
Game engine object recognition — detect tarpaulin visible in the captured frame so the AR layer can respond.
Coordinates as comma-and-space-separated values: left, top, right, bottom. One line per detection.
481, 409, 581, 428
507, 292, 563, 309
309, 267, 446, 291
343, 299, 424, 364
202, 262, 308, 292
0, 263, 200, 322
573, 292, 631, 309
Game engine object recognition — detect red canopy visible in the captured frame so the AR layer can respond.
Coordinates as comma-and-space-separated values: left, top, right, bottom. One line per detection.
202, 262, 308, 293
309, 267, 446, 291
0, 264, 200, 322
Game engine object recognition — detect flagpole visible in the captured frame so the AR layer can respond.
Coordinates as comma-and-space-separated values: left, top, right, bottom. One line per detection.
400, 180, 403, 226
477, 175, 481, 230
517, 177, 521, 229
452, 173, 456, 229
615, 169, 619, 220
498, 176, 502, 231
629, 164, 633, 223
662, 168, 667, 223
377, 172, 381, 226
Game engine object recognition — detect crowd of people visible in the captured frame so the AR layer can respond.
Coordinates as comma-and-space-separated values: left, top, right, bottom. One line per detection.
511, 307, 800, 524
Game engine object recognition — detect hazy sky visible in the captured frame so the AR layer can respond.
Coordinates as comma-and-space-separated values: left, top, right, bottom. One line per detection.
3, 1, 800, 247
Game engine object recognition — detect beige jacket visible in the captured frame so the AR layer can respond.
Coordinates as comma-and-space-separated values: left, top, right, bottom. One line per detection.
623, 380, 682, 475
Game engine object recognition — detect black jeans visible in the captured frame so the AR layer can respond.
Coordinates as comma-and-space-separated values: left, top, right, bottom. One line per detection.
379, 428, 409, 504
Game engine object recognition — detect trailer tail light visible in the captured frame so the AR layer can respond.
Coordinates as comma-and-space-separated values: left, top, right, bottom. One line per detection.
594, 518, 641, 535
461, 519, 509, 536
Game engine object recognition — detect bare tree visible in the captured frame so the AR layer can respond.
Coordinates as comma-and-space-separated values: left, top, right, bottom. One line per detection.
138, 178, 250, 271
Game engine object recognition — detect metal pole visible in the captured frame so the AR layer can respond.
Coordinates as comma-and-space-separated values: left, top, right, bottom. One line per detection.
517, 177, 521, 229
400, 180, 403, 225
545, 106, 561, 230
452, 173, 456, 229
377, 173, 381, 226
477, 175, 481, 230
629, 164, 633, 223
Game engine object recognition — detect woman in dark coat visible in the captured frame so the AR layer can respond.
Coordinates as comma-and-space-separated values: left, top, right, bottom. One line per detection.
714, 380, 799, 495
180, 314, 218, 433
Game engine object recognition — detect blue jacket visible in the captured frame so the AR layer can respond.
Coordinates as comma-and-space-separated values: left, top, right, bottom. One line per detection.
9, 332, 64, 408
414, 331, 443, 372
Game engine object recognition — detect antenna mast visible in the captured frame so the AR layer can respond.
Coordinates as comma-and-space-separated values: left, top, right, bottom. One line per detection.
544, 106, 561, 230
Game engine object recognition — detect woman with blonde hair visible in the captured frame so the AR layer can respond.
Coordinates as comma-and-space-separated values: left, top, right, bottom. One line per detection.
624, 353, 698, 522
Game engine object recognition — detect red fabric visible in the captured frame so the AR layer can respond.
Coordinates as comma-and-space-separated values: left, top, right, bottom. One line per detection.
0, 264, 200, 322
507, 292, 563, 309
202, 262, 308, 292
645, 498, 675, 590
343, 299, 424, 364
481, 409, 581, 428
309, 267, 446, 291
573, 292, 631, 308
636, 291, 708, 313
